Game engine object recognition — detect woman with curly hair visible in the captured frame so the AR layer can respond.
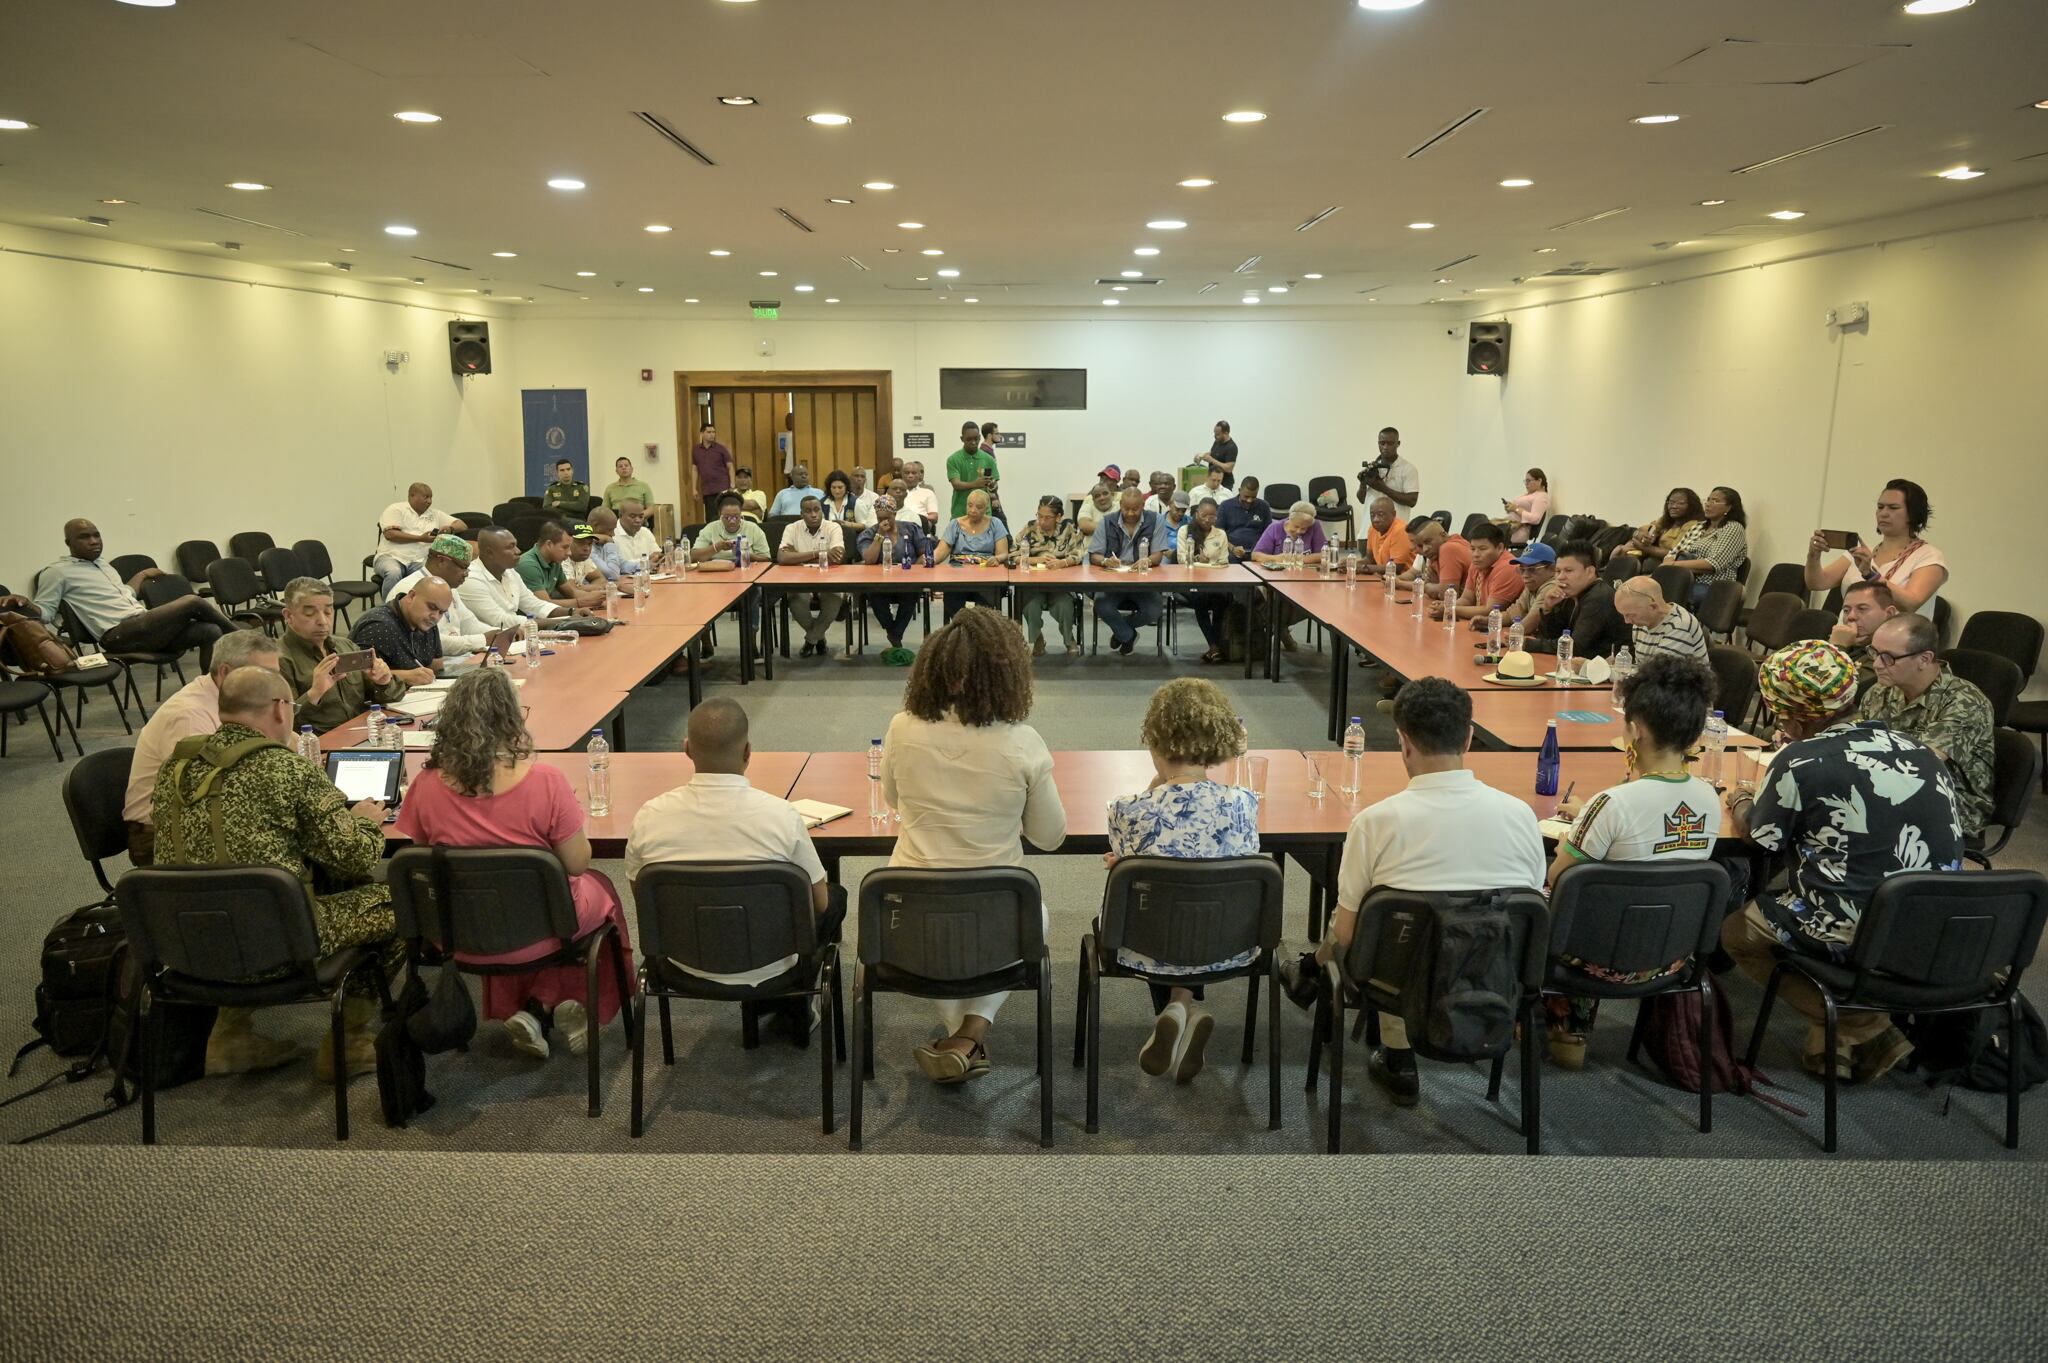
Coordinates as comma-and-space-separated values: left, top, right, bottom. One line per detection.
1103, 677, 1261, 1082
393, 668, 634, 1060
881, 605, 1066, 1083
1629, 487, 1705, 564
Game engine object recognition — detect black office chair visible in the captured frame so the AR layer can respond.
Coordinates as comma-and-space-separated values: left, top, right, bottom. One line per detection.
1073, 857, 1284, 1134
450, 514, 492, 539
1429, 509, 1453, 531
1745, 592, 1806, 654
44, 584, 172, 709
1821, 583, 1844, 617
628, 862, 843, 1137
1967, 731, 2039, 869
1744, 869, 2048, 1152
1697, 580, 1744, 640
1956, 611, 2044, 681
227, 531, 275, 567
1940, 649, 2023, 728
205, 558, 283, 634
1307, 476, 1352, 545
387, 846, 636, 1119
139, 572, 199, 610
1786, 608, 1837, 644
64, 746, 134, 898
849, 866, 1052, 1150
1459, 511, 1492, 540
11, 578, 140, 750
1536, 514, 1571, 546
173, 540, 223, 592
1307, 887, 1549, 1154
1602, 552, 1642, 584
1590, 525, 1635, 567
1264, 483, 1302, 510
1538, 861, 1732, 1136
116, 865, 393, 1142
109, 554, 158, 582
1650, 564, 1695, 607
0, 665, 64, 760
491, 501, 530, 527
1741, 564, 1808, 632
290, 540, 379, 612
1404, 515, 1434, 536
1933, 596, 1953, 650
1703, 644, 1759, 731
257, 546, 310, 610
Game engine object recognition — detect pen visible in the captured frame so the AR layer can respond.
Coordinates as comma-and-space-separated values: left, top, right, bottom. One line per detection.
1557, 780, 1575, 807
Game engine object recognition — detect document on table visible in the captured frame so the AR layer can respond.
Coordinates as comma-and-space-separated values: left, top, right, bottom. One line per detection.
790, 799, 852, 829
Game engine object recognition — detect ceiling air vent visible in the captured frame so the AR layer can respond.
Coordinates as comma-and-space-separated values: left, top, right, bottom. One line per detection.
1094, 277, 1161, 286
1729, 125, 1888, 175
774, 208, 815, 233
1295, 206, 1341, 232
632, 111, 716, 166
1406, 108, 1490, 159
1549, 207, 1631, 231
1537, 263, 1617, 277
193, 207, 306, 236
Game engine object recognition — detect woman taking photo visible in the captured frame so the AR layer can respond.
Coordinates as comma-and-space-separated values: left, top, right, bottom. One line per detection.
1629, 487, 1706, 564
1104, 678, 1261, 1083
882, 607, 1066, 1083
1177, 496, 1234, 663
934, 487, 1011, 620
393, 668, 634, 1060
1803, 478, 1947, 616
1016, 495, 1083, 657
1499, 468, 1550, 545
1663, 485, 1748, 608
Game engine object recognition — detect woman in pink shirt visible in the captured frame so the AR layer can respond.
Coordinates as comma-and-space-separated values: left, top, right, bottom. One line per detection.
1500, 468, 1550, 545
395, 669, 634, 1060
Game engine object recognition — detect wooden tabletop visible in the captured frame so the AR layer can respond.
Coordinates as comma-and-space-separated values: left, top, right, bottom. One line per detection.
624, 586, 742, 630
321, 684, 630, 753
1273, 579, 1605, 692
1017, 563, 1257, 590
1468, 689, 1766, 752
648, 563, 771, 585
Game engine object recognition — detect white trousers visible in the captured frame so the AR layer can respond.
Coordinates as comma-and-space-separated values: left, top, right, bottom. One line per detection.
938, 902, 1050, 1031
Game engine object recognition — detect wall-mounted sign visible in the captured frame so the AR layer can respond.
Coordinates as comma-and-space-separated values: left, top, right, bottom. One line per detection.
995, 432, 1026, 449
752, 306, 779, 319
903, 432, 936, 449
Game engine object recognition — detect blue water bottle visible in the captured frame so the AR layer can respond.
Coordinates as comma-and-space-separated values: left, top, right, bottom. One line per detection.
1535, 719, 1561, 796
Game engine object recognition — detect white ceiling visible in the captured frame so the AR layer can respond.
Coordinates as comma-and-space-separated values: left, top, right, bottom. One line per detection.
2, 0, 2043, 309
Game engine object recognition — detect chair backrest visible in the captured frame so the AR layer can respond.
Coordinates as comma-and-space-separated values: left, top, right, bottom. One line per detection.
1459, 512, 1491, 540
1561, 515, 1607, 543
1697, 579, 1744, 637
506, 512, 549, 551
1985, 729, 2039, 843
141, 572, 197, 610
1306, 476, 1346, 507
1602, 551, 1641, 584
1745, 591, 1805, 651
1590, 524, 1635, 566
1820, 583, 1844, 617
763, 515, 800, 555
856, 866, 1043, 978
491, 501, 529, 527
1264, 482, 1302, 509
289, 539, 337, 579
257, 546, 308, 598
117, 865, 321, 982
1847, 870, 2048, 1003
1932, 596, 1953, 651
631, 861, 818, 983
1956, 610, 2044, 680
174, 540, 222, 584
1940, 648, 2023, 728
512, 495, 544, 509
1429, 509, 1453, 530
206, 556, 266, 608
1786, 607, 1836, 644
1341, 888, 1550, 1052
451, 513, 493, 533
64, 746, 135, 892
680, 522, 706, 545
228, 531, 275, 566
1705, 644, 1758, 727
109, 554, 157, 581
1547, 859, 1730, 979
1095, 856, 1283, 967
1757, 562, 1807, 604
387, 846, 581, 956
1650, 564, 1694, 606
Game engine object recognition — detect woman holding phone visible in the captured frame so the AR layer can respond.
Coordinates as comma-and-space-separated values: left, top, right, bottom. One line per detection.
1804, 478, 1947, 616
1498, 468, 1549, 545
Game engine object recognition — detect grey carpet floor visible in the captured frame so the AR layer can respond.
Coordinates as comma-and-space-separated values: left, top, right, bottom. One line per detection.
3, 1144, 2042, 1361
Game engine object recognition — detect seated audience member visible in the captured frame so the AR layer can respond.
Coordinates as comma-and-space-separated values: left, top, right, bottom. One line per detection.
1829, 580, 1901, 696
1477, 541, 1562, 631
1398, 520, 1468, 596
602, 455, 654, 512
152, 666, 398, 1079
819, 469, 861, 526
1217, 477, 1272, 559
513, 522, 578, 605
848, 466, 881, 523
1197, 463, 1230, 504
1199, 419, 1238, 488
1177, 496, 1234, 664
692, 493, 773, 571
1498, 468, 1550, 544
1158, 490, 1192, 554
559, 524, 610, 606
1522, 542, 1630, 659
615, 499, 662, 569
777, 495, 848, 658
1613, 575, 1708, 662
1664, 485, 1748, 608
349, 575, 450, 685
373, 483, 464, 588
881, 607, 1066, 1082
856, 497, 932, 660
1075, 481, 1119, 537
1856, 614, 1995, 837
458, 527, 575, 629
34, 519, 238, 669
935, 488, 1010, 621
1119, 468, 1143, 494
585, 506, 643, 585
899, 461, 941, 529
540, 459, 590, 516
1252, 501, 1328, 564
1016, 496, 1084, 658
623, 697, 844, 1045
122, 629, 282, 865
1104, 678, 1261, 1082
1436, 522, 1519, 622
1089, 488, 1165, 656
770, 464, 823, 519
277, 577, 407, 733
1544, 656, 1721, 1066
395, 668, 634, 1060
1363, 497, 1413, 572
1628, 487, 1705, 564
1277, 678, 1546, 1106
1721, 641, 1964, 1081
1805, 478, 1947, 617
733, 467, 768, 523
1143, 471, 1179, 519
389, 536, 508, 661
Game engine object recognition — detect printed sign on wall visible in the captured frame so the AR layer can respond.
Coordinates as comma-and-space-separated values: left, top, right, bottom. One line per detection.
522, 389, 589, 493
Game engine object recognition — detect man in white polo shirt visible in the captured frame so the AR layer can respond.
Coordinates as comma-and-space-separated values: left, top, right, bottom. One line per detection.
775, 494, 848, 658
1280, 677, 1546, 1105
623, 698, 844, 1045
372, 483, 464, 589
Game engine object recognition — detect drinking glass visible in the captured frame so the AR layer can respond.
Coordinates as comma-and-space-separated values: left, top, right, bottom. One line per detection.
1246, 755, 1269, 799
1306, 760, 1327, 801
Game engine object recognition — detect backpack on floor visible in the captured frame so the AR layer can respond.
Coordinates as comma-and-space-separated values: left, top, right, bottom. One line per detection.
1368, 891, 1526, 1063
1636, 970, 1793, 1108
1899, 1000, 2048, 1095
10, 904, 125, 1074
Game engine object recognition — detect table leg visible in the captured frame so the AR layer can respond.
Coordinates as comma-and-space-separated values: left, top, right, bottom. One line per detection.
686, 635, 702, 709
611, 707, 628, 752
1266, 585, 1281, 684
1328, 634, 1345, 743
755, 591, 771, 682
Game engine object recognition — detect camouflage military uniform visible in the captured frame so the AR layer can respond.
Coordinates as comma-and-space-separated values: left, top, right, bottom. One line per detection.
542, 479, 590, 515
1856, 667, 1996, 836
151, 723, 401, 991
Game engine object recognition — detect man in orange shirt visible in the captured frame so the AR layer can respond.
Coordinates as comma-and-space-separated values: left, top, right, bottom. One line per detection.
1363, 496, 1413, 571
1399, 521, 1471, 596
1438, 522, 1524, 621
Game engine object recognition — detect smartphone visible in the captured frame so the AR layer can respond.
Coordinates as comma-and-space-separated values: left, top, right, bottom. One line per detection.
331, 648, 375, 677
1819, 529, 1861, 551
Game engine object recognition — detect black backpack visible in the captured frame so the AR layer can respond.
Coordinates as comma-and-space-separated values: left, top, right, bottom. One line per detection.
1899, 1000, 2048, 1095
11, 903, 125, 1073
1363, 890, 1535, 1063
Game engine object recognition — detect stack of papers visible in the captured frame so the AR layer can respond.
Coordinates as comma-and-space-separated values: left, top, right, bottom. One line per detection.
791, 799, 852, 829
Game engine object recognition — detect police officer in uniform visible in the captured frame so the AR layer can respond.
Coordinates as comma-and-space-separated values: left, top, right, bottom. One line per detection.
541, 458, 590, 516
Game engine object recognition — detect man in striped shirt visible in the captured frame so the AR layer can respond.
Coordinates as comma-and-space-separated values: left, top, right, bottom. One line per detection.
1615, 575, 1707, 662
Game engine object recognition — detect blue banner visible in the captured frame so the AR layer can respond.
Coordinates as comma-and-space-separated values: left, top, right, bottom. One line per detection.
521, 389, 589, 494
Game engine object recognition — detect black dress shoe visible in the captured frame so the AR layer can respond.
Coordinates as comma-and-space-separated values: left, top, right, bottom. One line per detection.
1368, 1046, 1420, 1107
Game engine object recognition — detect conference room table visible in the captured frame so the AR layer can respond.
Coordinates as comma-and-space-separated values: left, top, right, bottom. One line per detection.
645, 567, 765, 684
1008, 562, 1261, 674
1467, 690, 1768, 753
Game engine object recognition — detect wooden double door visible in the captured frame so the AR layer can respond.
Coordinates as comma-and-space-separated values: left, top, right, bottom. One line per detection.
676, 370, 894, 508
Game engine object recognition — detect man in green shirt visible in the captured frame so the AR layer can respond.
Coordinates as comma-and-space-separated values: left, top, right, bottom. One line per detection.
276, 577, 407, 734
541, 459, 590, 515
516, 521, 575, 600
691, 492, 772, 570
1856, 613, 1996, 836
603, 455, 655, 511
945, 420, 999, 520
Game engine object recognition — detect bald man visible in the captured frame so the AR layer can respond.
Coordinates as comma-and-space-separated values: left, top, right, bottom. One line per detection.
374, 482, 464, 589
33, 518, 239, 669
350, 575, 451, 684
1614, 575, 1707, 662
586, 506, 643, 585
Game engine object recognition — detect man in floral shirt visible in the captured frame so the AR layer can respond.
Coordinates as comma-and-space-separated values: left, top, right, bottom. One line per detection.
1721, 640, 1964, 1082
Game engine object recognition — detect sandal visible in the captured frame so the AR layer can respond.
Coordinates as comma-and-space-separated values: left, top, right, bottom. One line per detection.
914, 1039, 990, 1085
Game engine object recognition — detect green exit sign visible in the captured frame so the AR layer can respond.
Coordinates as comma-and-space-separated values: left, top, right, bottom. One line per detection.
752, 306, 778, 319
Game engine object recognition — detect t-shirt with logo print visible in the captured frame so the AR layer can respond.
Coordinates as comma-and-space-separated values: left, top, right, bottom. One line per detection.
1562, 773, 1720, 865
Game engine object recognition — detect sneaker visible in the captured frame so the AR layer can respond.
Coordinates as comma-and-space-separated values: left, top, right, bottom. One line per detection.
1032, 636, 1047, 657
552, 999, 589, 1056
506, 1009, 550, 1060
1367, 1045, 1420, 1107
1066, 643, 1082, 657
1852, 1026, 1914, 1084
1276, 950, 1321, 1011
1116, 637, 1135, 656
1138, 1003, 1185, 1076
1173, 1008, 1215, 1085
1547, 1031, 1587, 1070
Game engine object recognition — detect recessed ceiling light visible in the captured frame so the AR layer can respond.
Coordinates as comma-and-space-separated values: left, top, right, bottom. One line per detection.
1357, 0, 1426, 8
1767, 209, 1806, 220
1303, 273, 1323, 280
795, 284, 815, 292
709, 249, 731, 256
921, 248, 944, 256
1267, 285, 1288, 293
826, 197, 854, 204
1499, 178, 1534, 188
644, 224, 672, 233
1112, 285, 1128, 292
576, 270, 596, 277
1903, 0, 1972, 12
638, 287, 653, 293
392, 111, 441, 124
1241, 296, 1260, 304
936, 268, 960, 277
915, 276, 928, 281
1408, 222, 1435, 230
339, 246, 356, 252
1936, 166, 1986, 180
1696, 198, 1728, 206
1120, 270, 1143, 278
805, 112, 853, 126
1146, 219, 1188, 230
964, 298, 978, 304
718, 96, 758, 106
116, 0, 178, 6
1102, 299, 1120, 306
758, 270, 778, 276
825, 298, 839, 304
2035, 98, 2048, 110
547, 177, 585, 190
225, 181, 270, 191
384, 224, 418, 236
1437, 277, 1455, 284
492, 251, 517, 258
1533, 246, 1559, 253
862, 181, 896, 190
1134, 247, 1160, 257
686, 297, 700, 303
897, 221, 924, 229
98, 197, 128, 205
0, 118, 38, 131
1631, 114, 1681, 125
883, 248, 901, 253
1178, 178, 1216, 188
1222, 111, 1267, 123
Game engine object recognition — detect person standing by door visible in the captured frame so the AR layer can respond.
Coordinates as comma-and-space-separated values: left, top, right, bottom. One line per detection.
946, 420, 1000, 520
690, 422, 736, 523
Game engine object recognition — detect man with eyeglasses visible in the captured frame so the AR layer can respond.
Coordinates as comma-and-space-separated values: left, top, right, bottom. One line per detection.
1856, 614, 1995, 836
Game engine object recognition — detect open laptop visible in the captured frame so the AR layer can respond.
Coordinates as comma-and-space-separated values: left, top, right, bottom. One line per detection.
325, 750, 404, 820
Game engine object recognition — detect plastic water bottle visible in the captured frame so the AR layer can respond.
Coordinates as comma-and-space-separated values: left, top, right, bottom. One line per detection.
603, 583, 616, 620
586, 729, 610, 816
1135, 537, 1150, 573
735, 533, 748, 570
867, 737, 885, 819
383, 718, 403, 751
1412, 580, 1427, 621
1611, 647, 1634, 711
880, 533, 894, 573
1442, 585, 1457, 632
1703, 709, 1728, 788
365, 705, 386, 748
523, 615, 541, 666
1507, 619, 1525, 655
1557, 629, 1574, 679
923, 544, 934, 569
483, 647, 504, 669
1383, 561, 1397, 601
1344, 552, 1358, 588
633, 574, 648, 613
1536, 720, 1561, 796
296, 724, 319, 762
1341, 717, 1365, 796
1487, 607, 1504, 654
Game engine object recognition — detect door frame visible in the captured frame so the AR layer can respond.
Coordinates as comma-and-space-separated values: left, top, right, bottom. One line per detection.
673, 369, 895, 491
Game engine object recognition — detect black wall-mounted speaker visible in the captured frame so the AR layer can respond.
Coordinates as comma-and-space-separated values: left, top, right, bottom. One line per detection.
449, 320, 491, 376
1467, 321, 1510, 376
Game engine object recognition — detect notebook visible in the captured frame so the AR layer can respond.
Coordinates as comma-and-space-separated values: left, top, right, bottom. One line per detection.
790, 799, 852, 829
